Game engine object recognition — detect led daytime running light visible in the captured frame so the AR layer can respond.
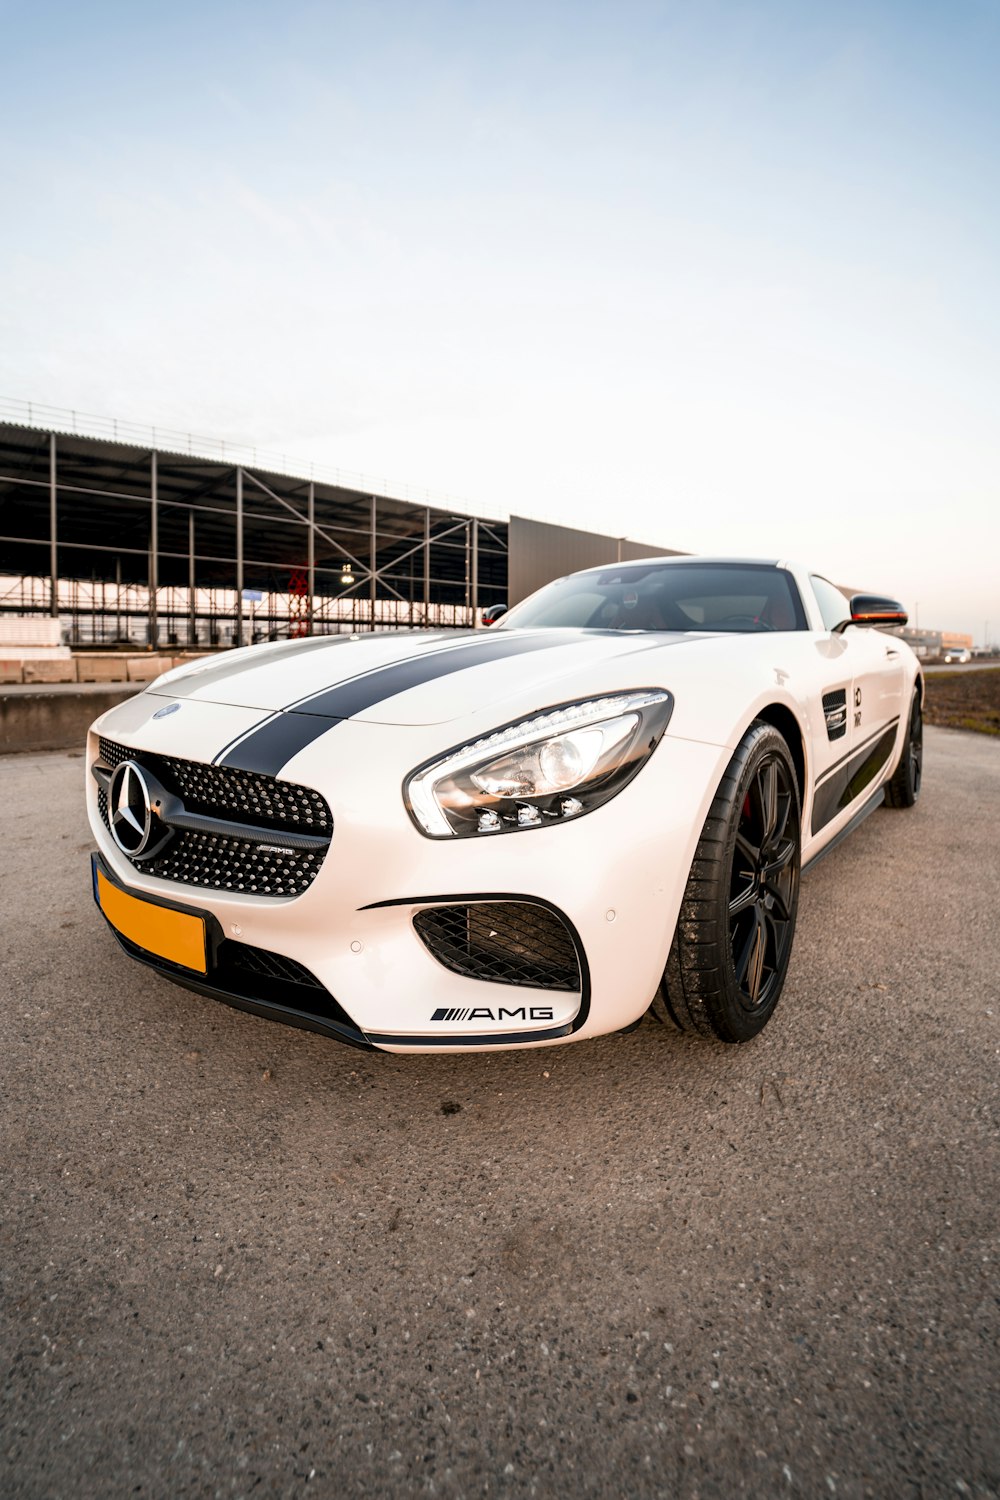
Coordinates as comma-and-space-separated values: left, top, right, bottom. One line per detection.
406, 690, 672, 838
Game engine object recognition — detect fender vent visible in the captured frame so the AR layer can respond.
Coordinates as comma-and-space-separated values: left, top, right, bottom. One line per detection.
413, 902, 581, 991
823, 689, 848, 741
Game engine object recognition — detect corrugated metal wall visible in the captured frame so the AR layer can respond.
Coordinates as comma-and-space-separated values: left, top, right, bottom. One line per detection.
506, 515, 685, 606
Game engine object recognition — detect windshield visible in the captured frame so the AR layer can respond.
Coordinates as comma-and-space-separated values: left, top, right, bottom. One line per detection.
500, 562, 807, 633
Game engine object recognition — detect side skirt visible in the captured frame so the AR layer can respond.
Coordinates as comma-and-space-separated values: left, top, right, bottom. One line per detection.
802, 787, 885, 876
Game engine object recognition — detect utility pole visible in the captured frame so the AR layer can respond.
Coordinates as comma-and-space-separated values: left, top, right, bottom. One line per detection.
149, 450, 159, 649
370, 496, 377, 631
235, 467, 244, 647
49, 433, 58, 618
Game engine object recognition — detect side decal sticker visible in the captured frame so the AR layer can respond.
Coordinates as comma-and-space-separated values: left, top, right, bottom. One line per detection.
811, 719, 899, 835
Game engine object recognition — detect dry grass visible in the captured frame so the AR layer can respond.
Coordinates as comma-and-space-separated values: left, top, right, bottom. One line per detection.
923, 667, 1000, 737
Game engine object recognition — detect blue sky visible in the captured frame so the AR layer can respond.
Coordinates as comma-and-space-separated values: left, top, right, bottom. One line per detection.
2, 0, 998, 638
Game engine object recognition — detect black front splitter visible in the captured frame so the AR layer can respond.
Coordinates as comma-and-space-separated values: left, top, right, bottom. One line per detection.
105, 923, 376, 1051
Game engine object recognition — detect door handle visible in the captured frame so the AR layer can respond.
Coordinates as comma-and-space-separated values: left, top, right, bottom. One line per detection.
884, 647, 899, 658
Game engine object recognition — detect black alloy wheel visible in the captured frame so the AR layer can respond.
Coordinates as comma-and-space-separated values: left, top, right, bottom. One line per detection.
728, 752, 799, 1014
884, 688, 923, 808
655, 721, 802, 1043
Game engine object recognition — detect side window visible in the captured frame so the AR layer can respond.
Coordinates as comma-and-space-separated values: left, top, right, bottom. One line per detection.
810, 576, 850, 633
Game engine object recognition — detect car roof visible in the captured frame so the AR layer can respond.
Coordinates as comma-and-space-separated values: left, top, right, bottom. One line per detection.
572, 555, 785, 577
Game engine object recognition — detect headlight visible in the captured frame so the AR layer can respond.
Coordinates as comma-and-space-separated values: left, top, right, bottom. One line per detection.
404, 690, 673, 838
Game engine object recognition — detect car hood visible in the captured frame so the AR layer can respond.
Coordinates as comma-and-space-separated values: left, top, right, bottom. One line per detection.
148, 628, 713, 726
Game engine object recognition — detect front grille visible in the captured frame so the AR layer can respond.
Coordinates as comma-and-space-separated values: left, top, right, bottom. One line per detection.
98, 738, 133, 768
98, 737, 330, 832
137, 830, 324, 897
157, 754, 330, 833
413, 902, 581, 991
96, 738, 331, 898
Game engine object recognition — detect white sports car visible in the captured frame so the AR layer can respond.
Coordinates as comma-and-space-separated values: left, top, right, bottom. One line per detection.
87, 558, 922, 1052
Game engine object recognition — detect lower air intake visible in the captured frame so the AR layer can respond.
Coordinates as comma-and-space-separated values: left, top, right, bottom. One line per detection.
413, 901, 581, 992
214, 941, 324, 990
115, 930, 359, 1035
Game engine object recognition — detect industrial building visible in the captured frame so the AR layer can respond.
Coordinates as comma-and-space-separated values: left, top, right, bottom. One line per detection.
0, 405, 668, 653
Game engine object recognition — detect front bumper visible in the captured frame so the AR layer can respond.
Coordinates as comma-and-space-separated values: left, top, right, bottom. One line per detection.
92, 853, 592, 1052
86, 697, 729, 1052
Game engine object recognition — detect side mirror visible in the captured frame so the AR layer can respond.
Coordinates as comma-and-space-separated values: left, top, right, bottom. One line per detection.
481, 602, 508, 626
841, 594, 908, 630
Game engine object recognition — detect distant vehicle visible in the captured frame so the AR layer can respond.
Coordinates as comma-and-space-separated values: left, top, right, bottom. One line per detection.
942, 648, 971, 664
87, 558, 922, 1053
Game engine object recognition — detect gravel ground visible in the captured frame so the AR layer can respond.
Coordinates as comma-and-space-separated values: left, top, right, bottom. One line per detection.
1, 728, 998, 1499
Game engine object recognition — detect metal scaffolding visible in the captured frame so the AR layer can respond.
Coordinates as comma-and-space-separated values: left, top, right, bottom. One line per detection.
0, 420, 508, 648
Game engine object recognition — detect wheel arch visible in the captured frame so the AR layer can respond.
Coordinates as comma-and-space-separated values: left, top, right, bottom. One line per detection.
655, 710, 804, 1043
753, 702, 806, 808
891, 669, 923, 772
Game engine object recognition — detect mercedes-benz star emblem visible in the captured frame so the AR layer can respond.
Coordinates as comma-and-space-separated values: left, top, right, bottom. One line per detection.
109, 760, 155, 856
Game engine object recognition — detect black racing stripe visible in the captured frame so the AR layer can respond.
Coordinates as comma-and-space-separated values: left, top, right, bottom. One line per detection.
216, 632, 581, 777
211, 634, 480, 765
212, 713, 278, 768
218, 712, 346, 773
214, 629, 688, 769
155, 631, 379, 699
289, 631, 579, 719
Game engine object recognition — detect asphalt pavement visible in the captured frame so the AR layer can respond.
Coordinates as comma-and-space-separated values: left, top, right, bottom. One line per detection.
1, 728, 998, 1499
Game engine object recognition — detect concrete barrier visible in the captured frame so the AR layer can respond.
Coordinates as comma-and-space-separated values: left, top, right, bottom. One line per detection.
0, 684, 143, 754
127, 656, 173, 682
23, 659, 77, 684
75, 655, 132, 682
0, 651, 214, 686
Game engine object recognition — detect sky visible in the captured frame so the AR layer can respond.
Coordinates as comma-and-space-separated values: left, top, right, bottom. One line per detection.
1, 0, 998, 640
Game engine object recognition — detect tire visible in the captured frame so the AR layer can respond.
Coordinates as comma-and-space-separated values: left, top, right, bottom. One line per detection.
883, 688, 922, 809
654, 721, 801, 1043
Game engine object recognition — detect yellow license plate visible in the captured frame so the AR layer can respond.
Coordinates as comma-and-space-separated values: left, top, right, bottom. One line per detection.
97, 870, 208, 974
